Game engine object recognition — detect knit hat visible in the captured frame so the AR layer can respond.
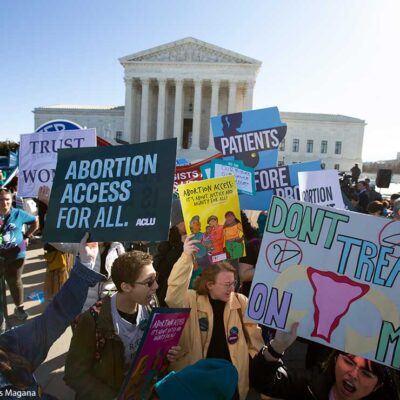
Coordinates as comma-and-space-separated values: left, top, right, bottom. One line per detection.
170, 198, 184, 227
155, 359, 238, 400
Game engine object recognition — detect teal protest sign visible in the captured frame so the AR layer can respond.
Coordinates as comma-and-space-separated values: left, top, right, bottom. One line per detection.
43, 138, 177, 242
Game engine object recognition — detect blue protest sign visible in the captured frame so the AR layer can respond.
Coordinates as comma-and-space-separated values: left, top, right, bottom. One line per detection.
240, 160, 321, 210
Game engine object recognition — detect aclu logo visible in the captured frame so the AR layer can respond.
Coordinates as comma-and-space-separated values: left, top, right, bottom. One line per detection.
136, 218, 156, 226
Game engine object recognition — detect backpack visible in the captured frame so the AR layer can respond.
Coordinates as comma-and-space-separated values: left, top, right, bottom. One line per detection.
71, 298, 105, 361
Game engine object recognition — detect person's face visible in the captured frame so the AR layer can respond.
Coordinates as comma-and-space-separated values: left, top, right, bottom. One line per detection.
0, 192, 12, 215
207, 271, 236, 302
190, 219, 201, 233
357, 182, 365, 191
208, 218, 218, 227
225, 213, 235, 224
333, 354, 381, 400
124, 263, 158, 306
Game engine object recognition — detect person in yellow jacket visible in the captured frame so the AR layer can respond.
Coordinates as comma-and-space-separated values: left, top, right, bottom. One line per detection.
165, 235, 264, 400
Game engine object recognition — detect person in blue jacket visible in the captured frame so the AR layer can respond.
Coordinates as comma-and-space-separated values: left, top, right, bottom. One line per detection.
0, 233, 103, 399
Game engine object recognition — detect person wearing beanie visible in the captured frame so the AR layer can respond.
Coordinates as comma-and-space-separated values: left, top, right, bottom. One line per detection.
154, 358, 239, 400
165, 236, 264, 400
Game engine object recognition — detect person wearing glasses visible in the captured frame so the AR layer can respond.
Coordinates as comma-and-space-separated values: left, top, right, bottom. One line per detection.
64, 250, 180, 400
250, 322, 399, 400
165, 236, 264, 400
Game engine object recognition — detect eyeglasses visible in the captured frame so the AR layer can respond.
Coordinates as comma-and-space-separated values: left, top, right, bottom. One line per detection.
215, 280, 237, 289
337, 354, 378, 380
135, 272, 158, 288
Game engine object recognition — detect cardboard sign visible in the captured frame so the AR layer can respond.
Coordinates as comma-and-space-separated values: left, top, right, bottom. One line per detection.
18, 129, 96, 197
178, 176, 245, 264
118, 308, 190, 400
298, 169, 345, 209
247, 196, 400, 369
43, 138, 177, 242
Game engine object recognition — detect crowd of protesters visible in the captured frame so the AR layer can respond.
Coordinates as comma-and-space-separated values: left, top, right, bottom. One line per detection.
0, 167, 399, 400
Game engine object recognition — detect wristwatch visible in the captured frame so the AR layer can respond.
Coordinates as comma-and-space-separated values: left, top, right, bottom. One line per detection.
262, 342, 284, 359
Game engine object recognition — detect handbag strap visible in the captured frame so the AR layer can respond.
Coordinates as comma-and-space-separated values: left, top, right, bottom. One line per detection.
0, 213, 11, 236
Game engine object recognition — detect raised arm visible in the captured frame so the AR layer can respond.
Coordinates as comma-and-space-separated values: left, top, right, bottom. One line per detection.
165, 235, 199, 308
0, 234, 103, 370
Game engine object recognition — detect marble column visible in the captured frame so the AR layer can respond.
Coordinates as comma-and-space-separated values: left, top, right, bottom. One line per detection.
124, 78, 134, 143
191, 79, 202, 149
140, 78, 150, 143
156, 78, 167, 141
228, 80, 237, 113
245, 80, 255, 110
173, 79, 184, 147
208, 79, 220, 150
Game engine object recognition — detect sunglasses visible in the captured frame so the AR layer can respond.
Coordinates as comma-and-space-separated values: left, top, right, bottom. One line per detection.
135, 272, 159, 288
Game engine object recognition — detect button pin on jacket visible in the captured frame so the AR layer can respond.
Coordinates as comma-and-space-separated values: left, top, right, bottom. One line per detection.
199, 317, 208, 331
228, 326, 239, 344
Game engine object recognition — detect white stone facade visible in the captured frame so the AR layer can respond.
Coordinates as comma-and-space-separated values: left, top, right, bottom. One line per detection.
34, 105, 124, 141
279, 112, 365, 172
33, 37, 365, 171
119, 37, 261, 152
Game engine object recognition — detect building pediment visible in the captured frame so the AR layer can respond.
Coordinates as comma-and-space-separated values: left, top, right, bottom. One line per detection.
119, 37, 261, 65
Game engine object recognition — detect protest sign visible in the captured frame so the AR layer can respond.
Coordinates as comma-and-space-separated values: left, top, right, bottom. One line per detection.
212, 106, 289, 209
18, 129, 96, 198
211, 106, 286, 170
118, 308, 190, 400
178, 176, 245, 264
298, 169, 345, 209
247, 196, 400, 368
242, 160, 321, 210
173, 153, 222, 191
210, 159, 256, 196
43, 138, 177, 242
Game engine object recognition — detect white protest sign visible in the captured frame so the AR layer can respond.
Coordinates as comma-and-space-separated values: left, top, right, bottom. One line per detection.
212, 160, 256, 196
298, 169, 345, 209
18, 129, 96, 197
247, 196, 400, 369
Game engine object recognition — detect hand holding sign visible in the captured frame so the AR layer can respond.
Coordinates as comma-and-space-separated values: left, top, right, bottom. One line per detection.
78, 232, 98, 269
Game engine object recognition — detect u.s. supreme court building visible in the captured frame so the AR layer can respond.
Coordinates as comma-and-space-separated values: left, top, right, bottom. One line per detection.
34, 37, 365, 171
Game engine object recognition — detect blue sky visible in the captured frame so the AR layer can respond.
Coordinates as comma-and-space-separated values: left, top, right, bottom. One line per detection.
1, 0, 399, 161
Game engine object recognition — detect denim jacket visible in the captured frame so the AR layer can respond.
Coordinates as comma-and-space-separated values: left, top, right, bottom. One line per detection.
0, 260, 103, 399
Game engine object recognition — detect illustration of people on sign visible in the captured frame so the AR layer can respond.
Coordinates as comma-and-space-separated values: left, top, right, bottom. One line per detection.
221, 112, 260, 168
201, 225, 214, 254
207, 215, 225, 260
189, 216, 208, 285
223, 211, 244, 259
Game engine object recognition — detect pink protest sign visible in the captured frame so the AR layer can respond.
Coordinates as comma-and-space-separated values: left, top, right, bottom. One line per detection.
118, 308, 190, 400
247, 196, 400, 369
